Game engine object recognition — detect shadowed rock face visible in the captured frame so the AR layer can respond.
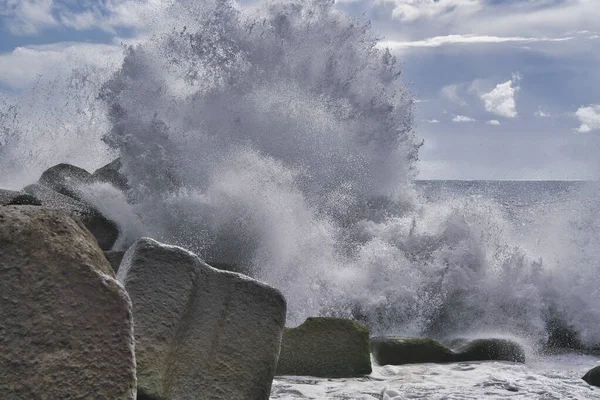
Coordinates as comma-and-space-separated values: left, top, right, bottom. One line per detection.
0, 189, 42, 206
276, 317, 372, 378
92, 158, 129, 192
118, 237, 286, 400
371, 337, 455, 366
23, 184, 119, 250
0, 206, 136, 400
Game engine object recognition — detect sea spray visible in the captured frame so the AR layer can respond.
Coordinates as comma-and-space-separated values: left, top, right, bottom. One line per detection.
1, 0, 600, 347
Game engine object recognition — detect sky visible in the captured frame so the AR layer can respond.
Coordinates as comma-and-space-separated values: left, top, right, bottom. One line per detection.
0, 0, 599, 180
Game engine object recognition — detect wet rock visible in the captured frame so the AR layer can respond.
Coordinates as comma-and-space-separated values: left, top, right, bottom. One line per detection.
0, 206, 136, 400
0, 189, 42, 206
370, 337, 455, 366
582, 366, 600, 387
38, 163, 92, 200
454, 339, 526, 363
23, 184, 119, 250
118, 237, 286, 400
276, 317, 372, 378
104, 251, 126, 274
92, 158, 129, 192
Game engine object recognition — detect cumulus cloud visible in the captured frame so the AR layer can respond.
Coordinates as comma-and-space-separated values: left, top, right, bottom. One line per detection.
480, 74, 520, 118
486, 120, 500, 125
575, 105, 600, 133
426, 119, 439, 124
453, 115, 475, 123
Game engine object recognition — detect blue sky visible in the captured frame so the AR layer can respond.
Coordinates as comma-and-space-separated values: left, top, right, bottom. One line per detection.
1, 0, 599, 179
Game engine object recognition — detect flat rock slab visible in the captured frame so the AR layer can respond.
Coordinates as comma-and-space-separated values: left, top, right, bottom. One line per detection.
371, 337, 526, 366
276, 317, 372, 378
0, 206, 136, 400
118, 237, 286, 400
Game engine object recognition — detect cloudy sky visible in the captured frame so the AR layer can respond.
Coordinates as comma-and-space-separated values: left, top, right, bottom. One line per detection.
1, 0, 599, 179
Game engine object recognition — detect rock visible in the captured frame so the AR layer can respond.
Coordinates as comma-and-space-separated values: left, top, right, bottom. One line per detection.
455, 339, 525, 363
117, 237, 286, 400
276, 317, 372, 378
104, 251, 126, 274
0, 206, 136, 400
582, 366, 600, 387
0, 189, 42, 206
38, 163, 92, 200
23, 184, 119, 250
92, 158, 129, 192
370, 337, 455, 366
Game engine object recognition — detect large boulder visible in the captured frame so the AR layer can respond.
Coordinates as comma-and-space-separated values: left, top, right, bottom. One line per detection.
276, 317, 372, 378
38, 163, 92, 200
0, 206, 136, 400
117, 237, 286, 400
23, 184, 119, 250
0, 189, 41, 206
370, 337, 455, 366
91, 158, 129, 192
583, 366, 600, 387
455, 338, 525, 363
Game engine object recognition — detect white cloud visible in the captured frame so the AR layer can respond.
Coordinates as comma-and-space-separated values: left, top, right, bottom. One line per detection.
426, 119, 439, 124
486, 120, 500, 126
441, 83, 467, 106
575, 105, 600, 133
535, 107, 550, 118
453, 115, 475, 123
480, 75, 520, 118
0, 0, 58, 35
380, 0, 481, 23
381, 34, 574, 49
0, 42, 124, 90
0, 0, 168, 36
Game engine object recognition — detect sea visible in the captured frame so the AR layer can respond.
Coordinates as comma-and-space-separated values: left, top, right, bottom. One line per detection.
1, 0, 600, 398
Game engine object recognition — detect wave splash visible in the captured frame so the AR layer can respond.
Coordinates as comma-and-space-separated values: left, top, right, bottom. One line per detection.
3, 0, 600, 346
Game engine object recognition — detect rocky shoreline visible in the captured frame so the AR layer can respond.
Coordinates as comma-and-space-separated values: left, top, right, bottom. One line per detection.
1, 161, 600, 398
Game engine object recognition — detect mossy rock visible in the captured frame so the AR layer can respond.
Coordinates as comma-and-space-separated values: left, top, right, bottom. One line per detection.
276, 317, 372, 378
370, 337, 455, 365
583, 366, 600, 387
455, 339, 525, 363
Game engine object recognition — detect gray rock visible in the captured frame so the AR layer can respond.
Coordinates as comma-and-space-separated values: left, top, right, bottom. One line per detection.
92, 158, 129, 192
117, 237, 286, 400
38, 163, 92, 200
276, 317, 372, 378
0, 189, 42, 206
23, 184, 119, 250
583, 366, 600, 387
370, 337, 455, 366
0, 206, 136, 400
104, 251, 126, 274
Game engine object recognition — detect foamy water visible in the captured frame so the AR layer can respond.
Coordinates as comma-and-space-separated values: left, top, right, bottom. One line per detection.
272, 355, 600, 399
